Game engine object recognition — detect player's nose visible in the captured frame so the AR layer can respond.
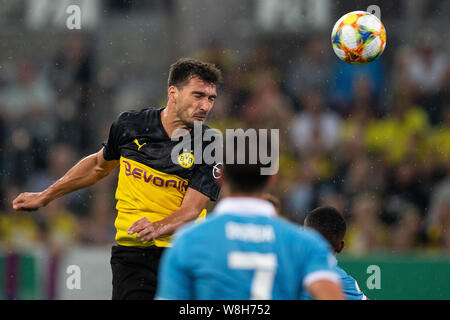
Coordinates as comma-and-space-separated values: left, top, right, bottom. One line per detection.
199, 99, 213, 113
196, 104, 208, 115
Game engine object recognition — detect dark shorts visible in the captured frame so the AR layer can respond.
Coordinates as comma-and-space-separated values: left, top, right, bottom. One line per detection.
110, 245, 166, 300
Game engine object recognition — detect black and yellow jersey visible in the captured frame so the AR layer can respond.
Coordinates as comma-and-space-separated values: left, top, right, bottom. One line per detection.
102, 107, 221, 247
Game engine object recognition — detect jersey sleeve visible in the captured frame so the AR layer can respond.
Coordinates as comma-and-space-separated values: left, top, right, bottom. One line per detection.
340, 270, 367, 300
156, 233, 194, 300
102, 113, 125, 161
302, 232, 340, 288
188, 162, 221, 201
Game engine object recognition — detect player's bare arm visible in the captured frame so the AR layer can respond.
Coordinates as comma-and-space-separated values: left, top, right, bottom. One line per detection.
127, 187, 209, 242
12, 148, 119, 211
308, 279, 345, 300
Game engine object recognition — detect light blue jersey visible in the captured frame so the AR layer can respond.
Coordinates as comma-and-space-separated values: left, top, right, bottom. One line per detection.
301, 256, 367, 300
156, 197, 340, 300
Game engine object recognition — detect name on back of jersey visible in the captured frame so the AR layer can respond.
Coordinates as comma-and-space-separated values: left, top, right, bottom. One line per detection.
225, 222, 275, 243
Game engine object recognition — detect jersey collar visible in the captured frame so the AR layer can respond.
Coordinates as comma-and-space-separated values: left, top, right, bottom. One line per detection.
214, 197, 277, 218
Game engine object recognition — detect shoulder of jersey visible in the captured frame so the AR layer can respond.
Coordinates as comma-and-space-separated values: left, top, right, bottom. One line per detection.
117, 107, 158, 122
272, 217, 308, 236
115, 107, 160, 131
335, 265, 351, 279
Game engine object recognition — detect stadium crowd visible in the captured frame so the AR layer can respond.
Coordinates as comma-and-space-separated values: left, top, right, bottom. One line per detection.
0, 29, 449, 254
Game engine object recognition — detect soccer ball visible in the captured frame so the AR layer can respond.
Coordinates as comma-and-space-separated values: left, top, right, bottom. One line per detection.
331, 11, 386, 65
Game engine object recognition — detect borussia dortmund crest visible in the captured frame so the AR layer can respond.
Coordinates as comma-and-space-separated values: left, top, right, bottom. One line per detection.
178, 150, 195, 168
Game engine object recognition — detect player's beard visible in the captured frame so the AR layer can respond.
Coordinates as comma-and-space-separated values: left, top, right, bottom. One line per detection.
176, 106, 195, 129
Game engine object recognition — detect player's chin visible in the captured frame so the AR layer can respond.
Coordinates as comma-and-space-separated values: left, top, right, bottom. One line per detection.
183, 119, 201, 129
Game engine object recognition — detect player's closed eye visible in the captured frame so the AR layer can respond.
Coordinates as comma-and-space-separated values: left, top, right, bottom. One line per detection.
192, 92, 205, 98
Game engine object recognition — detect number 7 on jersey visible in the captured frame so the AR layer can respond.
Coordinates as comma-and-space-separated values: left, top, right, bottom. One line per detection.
228, 251, 277, 300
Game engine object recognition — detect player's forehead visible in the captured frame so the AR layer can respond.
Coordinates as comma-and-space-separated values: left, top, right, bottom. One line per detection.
183, 75, 217, 95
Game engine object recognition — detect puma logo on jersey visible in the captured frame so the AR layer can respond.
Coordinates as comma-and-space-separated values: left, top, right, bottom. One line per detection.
134, 139, 147, 150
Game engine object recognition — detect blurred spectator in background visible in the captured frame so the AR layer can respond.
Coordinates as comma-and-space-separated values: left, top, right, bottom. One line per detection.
239, 43, 283, 104
25, 143, 91, 217
340, 153, 385, 202
47, 31, 95, 153
285, 159, 318, 223
435, 67, 450, 125
335, 104, 376, 183
345, 193, 388, 254
196, 43, 243, 122
240, 68, 294, 144
0, 115, 6, 205
0, 60, 55, 139
285, 35, 331, 110
0, 60, 55, 176
284, 154, 336, 223
290, 89, 341, 156
390, 203, 422, 252
330, 59, 385, 115
383, 158, 431, 224
39, 199, 79, 251
365, 92, 429, 166
78, 189, 116, 245
408, 29, 448, 124
195, 41, 237, 78
426, 166, 450, 251
391, 46, 415, 102
316, 186, 347, 218
209, 66, 253, 124
429, 102, 450, 170
351, 73, 383, 116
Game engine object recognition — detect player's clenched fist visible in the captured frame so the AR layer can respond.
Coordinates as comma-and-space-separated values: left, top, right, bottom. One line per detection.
12, 192, 48, 211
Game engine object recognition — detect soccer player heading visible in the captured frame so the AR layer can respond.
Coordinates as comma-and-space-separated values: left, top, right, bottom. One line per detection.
156, 134, 345, 300
12, 58, 223, 300
303, 206, 368, 300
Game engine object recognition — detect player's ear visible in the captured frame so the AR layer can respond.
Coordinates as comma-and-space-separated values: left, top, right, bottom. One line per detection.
336, 240, 345, 254
168, 85, 178, 103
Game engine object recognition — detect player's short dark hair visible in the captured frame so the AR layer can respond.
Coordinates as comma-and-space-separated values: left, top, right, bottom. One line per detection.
223, 133, 274, 193
304, 206, 347, 251
168, 58, 222, 89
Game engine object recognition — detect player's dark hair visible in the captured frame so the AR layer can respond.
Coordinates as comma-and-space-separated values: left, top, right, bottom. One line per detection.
168, 58, 222, 89
304, 206, 347, 252
223, 133, 274, 193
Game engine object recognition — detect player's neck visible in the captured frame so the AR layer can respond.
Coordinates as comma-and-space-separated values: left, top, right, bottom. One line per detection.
161, 106, 191, 138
